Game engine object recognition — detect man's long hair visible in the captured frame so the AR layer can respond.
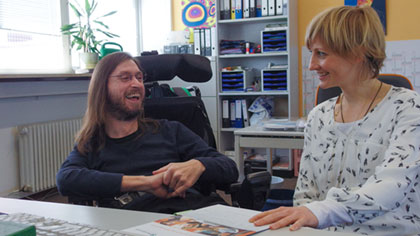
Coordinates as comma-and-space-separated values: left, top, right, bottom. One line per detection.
76, 52, 157, 156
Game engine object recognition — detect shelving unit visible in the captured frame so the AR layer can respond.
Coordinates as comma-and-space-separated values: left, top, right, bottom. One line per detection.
215, 0, 298, 175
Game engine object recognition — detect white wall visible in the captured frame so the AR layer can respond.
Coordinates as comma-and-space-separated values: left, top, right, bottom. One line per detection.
0, 127, 19, 195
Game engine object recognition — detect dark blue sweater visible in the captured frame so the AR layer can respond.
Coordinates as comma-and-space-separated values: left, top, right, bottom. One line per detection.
56, 120, 238, 199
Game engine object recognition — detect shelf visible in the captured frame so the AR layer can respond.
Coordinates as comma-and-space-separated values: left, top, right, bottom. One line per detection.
219, 91, 289, 96
251, 166, 290, 171
219, 52, 288, 59
215, 0, 298, 156
219, 15, 288, 24
221, 128, 239, 132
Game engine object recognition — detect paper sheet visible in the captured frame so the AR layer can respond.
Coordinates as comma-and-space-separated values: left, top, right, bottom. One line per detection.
122, 204, 268, 236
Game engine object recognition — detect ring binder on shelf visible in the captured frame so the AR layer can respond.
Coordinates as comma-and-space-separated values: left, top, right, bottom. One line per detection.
243, 0, 250, 18
193, 28, 201, 55
276, 0, 283, 15
268, 0, 275, 16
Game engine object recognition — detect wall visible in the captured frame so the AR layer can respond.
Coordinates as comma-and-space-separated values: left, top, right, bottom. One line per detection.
0, 79, 88, 195
172, 0, 420, 116
297, 0, 420, 115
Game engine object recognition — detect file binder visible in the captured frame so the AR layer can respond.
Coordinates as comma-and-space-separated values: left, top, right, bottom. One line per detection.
256, 0, 262, 17
221, 0, 231, 19
205, 28, 211, 56
211, 27, 217, 56
200, 28, 206, 56
193, 28, 201, 55
230, 100, 236, 127
275, 0, 283, 15
241, 99, 250, 127
249, 0, 256, 17
243, 0, 250, 18
222, 100, 231, 128
261, 0, 268, 16
234, 99, 244, 128
235, 0, 243, 19
268, 0, 275, 16
230, 0, 236, 19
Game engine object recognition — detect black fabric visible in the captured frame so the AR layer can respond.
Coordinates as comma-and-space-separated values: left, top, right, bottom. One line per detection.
99, 189, 227, 214
147, 82, 177, 98
144, 96, 217, 149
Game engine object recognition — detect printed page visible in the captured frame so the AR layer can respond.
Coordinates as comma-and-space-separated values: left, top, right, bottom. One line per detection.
123, 215, 255, 236
180, 204, 269, 232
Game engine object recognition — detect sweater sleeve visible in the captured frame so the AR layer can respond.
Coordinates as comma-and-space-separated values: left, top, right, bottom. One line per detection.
56, 146, 123, 198
170, 121, 239, 186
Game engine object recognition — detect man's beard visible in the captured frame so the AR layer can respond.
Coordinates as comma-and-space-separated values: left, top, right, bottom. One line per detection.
106, 94, 142, 121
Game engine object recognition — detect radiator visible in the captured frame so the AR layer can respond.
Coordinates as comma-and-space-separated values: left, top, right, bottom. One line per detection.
17, 118, 82, 193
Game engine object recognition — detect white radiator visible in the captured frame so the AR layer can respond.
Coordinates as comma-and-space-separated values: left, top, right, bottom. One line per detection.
17, 118, 82, 193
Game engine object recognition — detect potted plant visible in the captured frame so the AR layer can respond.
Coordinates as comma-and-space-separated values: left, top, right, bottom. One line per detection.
61, 0, 119, 70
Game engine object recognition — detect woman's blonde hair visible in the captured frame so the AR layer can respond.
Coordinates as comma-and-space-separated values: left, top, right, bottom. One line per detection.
305, 5, 386, 78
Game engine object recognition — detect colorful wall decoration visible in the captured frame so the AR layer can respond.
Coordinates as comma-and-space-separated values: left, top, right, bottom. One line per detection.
181, 0, 216, 29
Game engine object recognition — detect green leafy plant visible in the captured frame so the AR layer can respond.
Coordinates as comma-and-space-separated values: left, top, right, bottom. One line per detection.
61, 0, 119, 53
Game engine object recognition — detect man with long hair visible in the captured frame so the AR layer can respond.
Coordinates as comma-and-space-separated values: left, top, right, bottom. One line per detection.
56, 52, 238, 213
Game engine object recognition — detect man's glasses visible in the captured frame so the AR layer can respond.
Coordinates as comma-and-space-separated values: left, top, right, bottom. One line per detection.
110, 72, 144, 83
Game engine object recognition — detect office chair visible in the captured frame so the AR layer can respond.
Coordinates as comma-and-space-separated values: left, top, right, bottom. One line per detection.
136, 54, 217, 149
138, 54, 271, 207
315, 73, 413, 105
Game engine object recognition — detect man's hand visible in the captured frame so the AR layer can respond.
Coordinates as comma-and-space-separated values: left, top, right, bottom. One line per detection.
152, 159, 206, 198
143, 172, 171, 198
249, 206, 318, 231
120, 173, 170, 198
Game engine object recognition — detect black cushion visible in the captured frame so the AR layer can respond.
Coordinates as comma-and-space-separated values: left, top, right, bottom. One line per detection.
135, 54, 212, 83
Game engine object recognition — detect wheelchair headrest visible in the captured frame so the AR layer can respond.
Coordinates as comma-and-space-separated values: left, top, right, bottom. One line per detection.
135, 54, 212, 83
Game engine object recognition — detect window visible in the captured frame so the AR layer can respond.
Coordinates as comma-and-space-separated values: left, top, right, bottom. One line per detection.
139, 0, 172, 53
0, 0, 69, 73
68, 0, 139, 69
0, 0, 172, 74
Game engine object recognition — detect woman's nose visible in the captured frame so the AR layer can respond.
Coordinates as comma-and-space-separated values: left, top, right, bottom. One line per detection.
308, 55, 319, 71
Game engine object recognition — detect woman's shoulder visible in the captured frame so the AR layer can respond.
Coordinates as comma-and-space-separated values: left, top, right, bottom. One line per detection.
388, 86, 420, 103
390, 85, 418, 96
309, 96, 338, 117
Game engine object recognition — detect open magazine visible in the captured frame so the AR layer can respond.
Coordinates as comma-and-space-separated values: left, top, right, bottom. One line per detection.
122, 204, 269, 236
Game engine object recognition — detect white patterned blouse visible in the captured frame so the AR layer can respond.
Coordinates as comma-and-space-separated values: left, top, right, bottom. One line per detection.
294, 86, 420, 235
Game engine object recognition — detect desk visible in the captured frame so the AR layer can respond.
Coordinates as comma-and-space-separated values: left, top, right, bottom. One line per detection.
234, 125, 304, 179
0, 198, 356, 235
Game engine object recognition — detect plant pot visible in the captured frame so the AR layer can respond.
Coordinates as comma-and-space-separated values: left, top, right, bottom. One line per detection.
79, 52, 99, 70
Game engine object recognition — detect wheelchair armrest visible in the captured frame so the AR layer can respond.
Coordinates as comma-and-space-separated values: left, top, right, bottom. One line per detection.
228, 171, 272, 210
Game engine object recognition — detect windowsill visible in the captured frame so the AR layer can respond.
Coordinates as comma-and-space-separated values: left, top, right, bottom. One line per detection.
0, 73, 92, 82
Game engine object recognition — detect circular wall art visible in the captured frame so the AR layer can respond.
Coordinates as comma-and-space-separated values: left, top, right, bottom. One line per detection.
182, 2, 208, 27
209, 3, 216, 17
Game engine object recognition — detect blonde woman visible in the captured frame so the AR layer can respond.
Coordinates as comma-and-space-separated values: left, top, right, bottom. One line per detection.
250, 5, 420, 235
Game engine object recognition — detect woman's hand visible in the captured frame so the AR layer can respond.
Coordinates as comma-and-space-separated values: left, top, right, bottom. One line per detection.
249, 206, 319, 231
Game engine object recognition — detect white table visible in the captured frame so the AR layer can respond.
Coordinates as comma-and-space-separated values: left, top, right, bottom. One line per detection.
0, 197, 357, 235
234, 125, 304, 179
